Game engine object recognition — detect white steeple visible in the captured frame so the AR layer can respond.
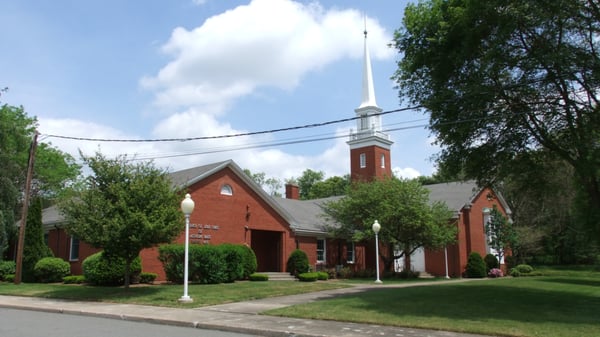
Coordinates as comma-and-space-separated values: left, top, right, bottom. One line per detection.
350, 24, 387, 142
359, 27, 377, 109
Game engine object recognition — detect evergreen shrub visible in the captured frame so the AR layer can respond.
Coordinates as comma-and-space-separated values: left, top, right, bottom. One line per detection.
286, 249, 309, 276
317, 271, 328, 280
249, 273, 269, 281
0, 261, 16, 280
239, 244, 257, 278
298, 272, 319, 282
63, 275, 86, 284
218, 244, 244, 283
484, 254, 499, 271
82, 252, 141, 286
139, 272, 157, 284
33, 257, 70, 283
465, 252, 487, 278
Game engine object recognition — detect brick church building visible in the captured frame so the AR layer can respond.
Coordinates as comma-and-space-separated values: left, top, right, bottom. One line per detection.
42, 31, 512, 280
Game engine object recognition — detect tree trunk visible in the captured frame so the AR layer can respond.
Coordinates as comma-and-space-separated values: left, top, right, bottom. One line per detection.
403, 244, 412, 271
124, 259, 131, 289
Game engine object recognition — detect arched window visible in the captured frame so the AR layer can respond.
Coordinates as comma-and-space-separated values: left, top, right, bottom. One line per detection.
380, 154, 385, 168
220, 184, 233, 196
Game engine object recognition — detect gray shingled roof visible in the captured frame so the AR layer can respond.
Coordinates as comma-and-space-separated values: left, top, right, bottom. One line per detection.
41, 160, 492, 236
424, 181, 480, 211
273, 196, 343, 235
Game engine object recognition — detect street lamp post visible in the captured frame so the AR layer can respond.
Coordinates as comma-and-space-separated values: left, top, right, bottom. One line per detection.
372, 220, 382, 284
179, 193, 195, 303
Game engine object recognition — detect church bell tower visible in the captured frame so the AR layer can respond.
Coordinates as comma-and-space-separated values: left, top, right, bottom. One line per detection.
347, 28, 393, 182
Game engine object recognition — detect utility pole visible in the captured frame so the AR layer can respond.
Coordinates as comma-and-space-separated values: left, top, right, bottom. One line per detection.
14, 131, 38, 284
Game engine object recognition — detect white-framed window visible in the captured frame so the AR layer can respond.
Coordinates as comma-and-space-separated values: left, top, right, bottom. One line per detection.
380, 153, 385, 168
346, 241, 355, 264
317, 238, 326, 263
359, 153, 366, 168
69, 236, 80, 261
220, 184, 233, 196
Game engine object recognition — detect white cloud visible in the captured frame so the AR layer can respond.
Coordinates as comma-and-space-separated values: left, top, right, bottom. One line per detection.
141, 0, 393, 113
393, 166, 421, 179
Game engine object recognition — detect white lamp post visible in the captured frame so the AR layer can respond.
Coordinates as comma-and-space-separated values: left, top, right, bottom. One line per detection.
179, 193, 195, 303
372, 220, 382, 284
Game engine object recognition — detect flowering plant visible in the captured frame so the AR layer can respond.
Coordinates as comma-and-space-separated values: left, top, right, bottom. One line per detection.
488, 268, 503, 278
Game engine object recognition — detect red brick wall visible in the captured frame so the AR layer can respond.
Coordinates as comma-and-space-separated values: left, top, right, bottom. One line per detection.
350, 145, 392, 181
140, 167, 301, 280
47, 228, 99, 276
425, 187, 511, 277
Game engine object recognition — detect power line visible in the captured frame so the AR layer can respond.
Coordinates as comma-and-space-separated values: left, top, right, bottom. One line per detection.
41, 106, 423, 143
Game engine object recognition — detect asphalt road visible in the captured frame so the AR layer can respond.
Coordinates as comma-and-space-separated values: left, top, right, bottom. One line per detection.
0, 308, 259, 337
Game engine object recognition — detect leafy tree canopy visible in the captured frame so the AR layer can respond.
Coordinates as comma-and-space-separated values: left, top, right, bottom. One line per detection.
0, 103, 80, 259
394, 0, 600, 231
60, 152, 183, 287
323, 177, 456, 271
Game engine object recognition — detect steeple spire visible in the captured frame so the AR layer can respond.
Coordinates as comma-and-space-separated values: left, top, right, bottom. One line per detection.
347, 18, 393, 182
359, 19, 377, 109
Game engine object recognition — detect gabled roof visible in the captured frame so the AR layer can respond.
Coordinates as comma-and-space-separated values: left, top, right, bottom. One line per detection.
41, 160, 510, 235
273, 196, 343, 236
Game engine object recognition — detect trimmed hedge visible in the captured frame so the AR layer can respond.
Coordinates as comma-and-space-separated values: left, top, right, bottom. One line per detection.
286, 249, 309, 276
158, 243, 255, 284
34, 257, 70, 283
298, 272, 319, 282
249, 273, 269, 281
139, 272, 157, 284
63, 275, 86, 284
317, 271, 329, 280
82, 252, 141, 286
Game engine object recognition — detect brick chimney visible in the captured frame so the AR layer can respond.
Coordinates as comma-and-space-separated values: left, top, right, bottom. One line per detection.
285, 183, 299, 200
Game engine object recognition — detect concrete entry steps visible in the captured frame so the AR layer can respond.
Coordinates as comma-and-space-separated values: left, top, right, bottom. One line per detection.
263, 272, 297, 281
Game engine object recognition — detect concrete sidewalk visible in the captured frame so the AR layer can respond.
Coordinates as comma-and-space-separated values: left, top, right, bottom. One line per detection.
0, 281, 492, 337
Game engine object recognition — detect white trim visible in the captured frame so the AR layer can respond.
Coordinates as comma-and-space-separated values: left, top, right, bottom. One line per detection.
359, 153, 366, 168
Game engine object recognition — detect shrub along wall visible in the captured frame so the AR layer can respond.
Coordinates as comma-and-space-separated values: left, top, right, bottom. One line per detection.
158, 243, 257, 284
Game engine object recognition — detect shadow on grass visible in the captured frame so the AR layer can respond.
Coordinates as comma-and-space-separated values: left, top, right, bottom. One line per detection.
328, 279, 600, 326
37, 285, 165, 302
537, 277, 600, 287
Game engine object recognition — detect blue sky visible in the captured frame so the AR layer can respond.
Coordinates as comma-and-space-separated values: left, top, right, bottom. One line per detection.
1, 0, 439, 185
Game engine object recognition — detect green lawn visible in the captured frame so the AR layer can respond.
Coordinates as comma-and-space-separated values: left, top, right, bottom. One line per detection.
1, 268, 599, 337
0, 281, 349, 307
266, 273, 600, 337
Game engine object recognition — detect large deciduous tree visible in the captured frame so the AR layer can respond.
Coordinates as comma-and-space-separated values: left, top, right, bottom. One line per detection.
393, 0, 600, 233
0, 103, 80, 260
60, 152, 183, 288
323, 178, 456, 272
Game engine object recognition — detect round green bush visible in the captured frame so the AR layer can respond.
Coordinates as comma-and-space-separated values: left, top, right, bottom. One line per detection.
0, 261, 16, 281
82, 252, 141, 286
510, 268, 521, 277
298, 272, 319, 282
317, 271, 329, 280
239, 245, 257, 279
34, 257, 70, 283
465, 252, 487, 278
484, 254, 499, 271
286, 249, 309, 276
139, 272, 157, 284
515, 264, 534, 274
249, 273, 269, 281
63, 275, 86, 284
219, 244, 244, 283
